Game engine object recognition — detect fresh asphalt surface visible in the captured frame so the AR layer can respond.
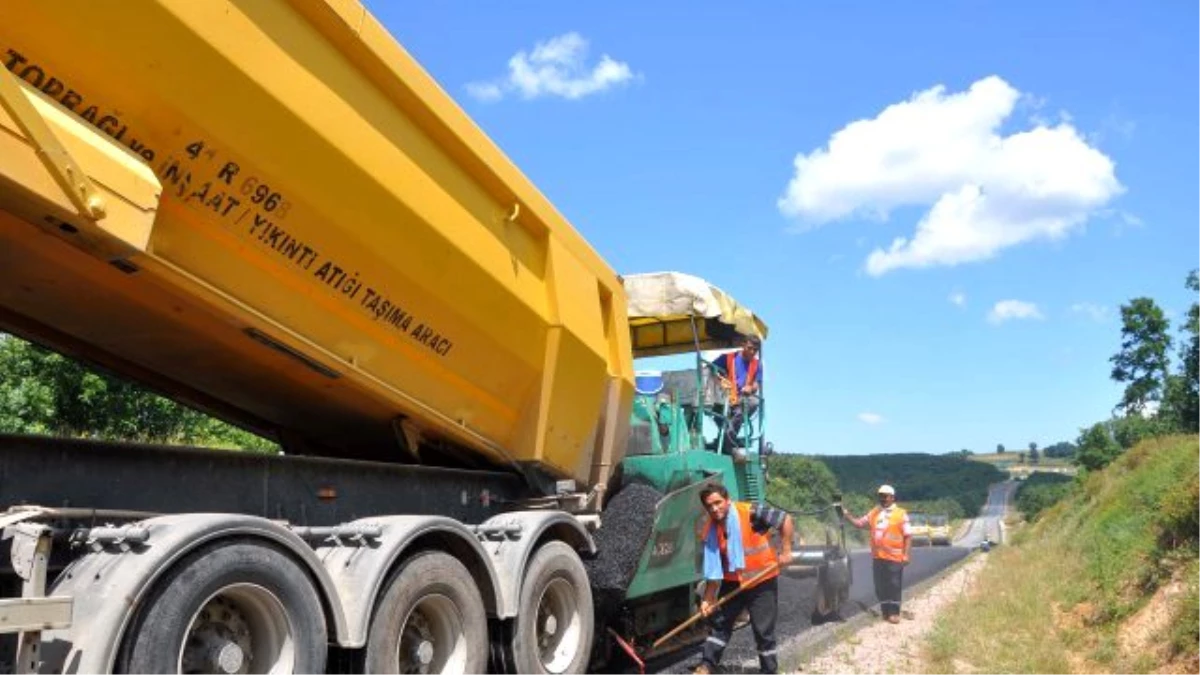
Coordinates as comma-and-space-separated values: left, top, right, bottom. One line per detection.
626, 482, 1016, 674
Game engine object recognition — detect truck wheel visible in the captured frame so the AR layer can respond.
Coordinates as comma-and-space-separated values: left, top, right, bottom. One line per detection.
511, 541, 593, 674
365, 551, 487, 674
117, 540, 327, 673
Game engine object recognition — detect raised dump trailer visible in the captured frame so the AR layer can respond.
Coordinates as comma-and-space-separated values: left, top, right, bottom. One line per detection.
0, 1, 634, 672
0, 3, 828, 674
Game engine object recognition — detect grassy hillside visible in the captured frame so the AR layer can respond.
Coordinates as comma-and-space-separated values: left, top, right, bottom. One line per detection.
925, 435, 1199, 673
818, 453, 1005, 518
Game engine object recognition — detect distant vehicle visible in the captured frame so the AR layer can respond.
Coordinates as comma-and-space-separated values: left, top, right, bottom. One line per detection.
909, 512, 931, 546
929, 514, 952, 545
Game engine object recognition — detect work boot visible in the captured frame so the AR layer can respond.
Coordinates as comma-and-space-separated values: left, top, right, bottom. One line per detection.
886, 615, 901, 624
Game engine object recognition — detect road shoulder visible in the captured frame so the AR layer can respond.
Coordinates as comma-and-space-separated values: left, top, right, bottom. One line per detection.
786, 551, 988, 674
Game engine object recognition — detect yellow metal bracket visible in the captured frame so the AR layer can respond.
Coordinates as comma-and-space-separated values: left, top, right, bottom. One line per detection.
0, 66, 106, 221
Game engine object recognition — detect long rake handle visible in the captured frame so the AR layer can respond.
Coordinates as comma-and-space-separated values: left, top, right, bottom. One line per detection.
651, 561, 781, 649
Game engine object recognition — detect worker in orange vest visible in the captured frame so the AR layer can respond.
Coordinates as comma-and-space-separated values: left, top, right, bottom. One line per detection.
694, 483, 793, 675
842, 484, 913, 623
710, 335, 763, 453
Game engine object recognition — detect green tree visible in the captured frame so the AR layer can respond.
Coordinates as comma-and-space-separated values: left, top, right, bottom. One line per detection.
1161, 374, 1187, 429
0, 334, 276, 452
765, 455, 838, 511
1043, 441, 1077, 458
1015, 472, 1073, 521
0, 335, 55, 433
814, 453, 1003, 518
1019, 452, 1026, 464
1161, 270, 1199, 432
1110, 297, 1172, 416
1110, 413, 1171, 450
1074, 422, 1121, 471
1029, 445, 1040, 465
996, 443, 1005, 454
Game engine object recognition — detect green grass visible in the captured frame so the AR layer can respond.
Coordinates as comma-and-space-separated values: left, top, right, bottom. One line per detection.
924, 434, 1199, 673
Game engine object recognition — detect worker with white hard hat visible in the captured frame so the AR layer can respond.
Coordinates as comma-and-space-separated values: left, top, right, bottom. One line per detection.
841, 483, 912, 623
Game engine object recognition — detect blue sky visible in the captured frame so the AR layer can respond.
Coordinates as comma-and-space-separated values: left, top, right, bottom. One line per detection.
365, 1, 1198, 456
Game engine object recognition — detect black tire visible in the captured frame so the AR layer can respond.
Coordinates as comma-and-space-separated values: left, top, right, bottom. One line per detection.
812, 565, 842, 622
365, 551, 488, 674
511, 541, 594, 674
117, 539, 327, 674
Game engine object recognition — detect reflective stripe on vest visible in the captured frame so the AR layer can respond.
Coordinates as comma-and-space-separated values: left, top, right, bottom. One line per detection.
704, 502, 779, 583
726, 353, 759, 405
867, 506, 909, 563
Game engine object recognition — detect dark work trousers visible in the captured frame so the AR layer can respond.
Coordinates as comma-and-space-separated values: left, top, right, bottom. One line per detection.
723, 395, 761, 451
872, 558, 905, 618
700, 577, 779, 674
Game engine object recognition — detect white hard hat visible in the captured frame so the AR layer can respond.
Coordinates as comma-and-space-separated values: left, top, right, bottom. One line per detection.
877, 484, 896, 496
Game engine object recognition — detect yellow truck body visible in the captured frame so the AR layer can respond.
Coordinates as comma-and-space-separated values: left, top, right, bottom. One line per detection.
0, 0, 634, 488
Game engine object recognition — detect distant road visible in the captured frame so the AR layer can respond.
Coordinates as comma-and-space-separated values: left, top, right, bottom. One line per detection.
956, 480, 1017, 548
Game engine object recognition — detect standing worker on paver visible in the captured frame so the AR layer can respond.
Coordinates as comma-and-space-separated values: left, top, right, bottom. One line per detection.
693, 484, 794, 675
710, 336, 763, 453
842, 484, 913, 623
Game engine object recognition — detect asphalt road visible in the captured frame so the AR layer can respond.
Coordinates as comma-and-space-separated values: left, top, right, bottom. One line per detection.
957, 480, 1017, 548
638, 482, 1015, 674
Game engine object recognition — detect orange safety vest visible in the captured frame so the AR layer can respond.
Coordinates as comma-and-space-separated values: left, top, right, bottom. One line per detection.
866, 506, 909, 563
725, 352, 760, 405
702, 502, 779, 584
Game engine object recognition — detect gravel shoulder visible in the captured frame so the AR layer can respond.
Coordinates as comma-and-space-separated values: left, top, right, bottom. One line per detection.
792, 552, 988, 674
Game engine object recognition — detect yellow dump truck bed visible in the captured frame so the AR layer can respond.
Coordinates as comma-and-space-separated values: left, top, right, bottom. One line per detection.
0, 0, 634, 488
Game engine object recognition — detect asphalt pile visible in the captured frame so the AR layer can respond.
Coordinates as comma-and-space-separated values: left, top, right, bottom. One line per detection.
586, 481, 663, 619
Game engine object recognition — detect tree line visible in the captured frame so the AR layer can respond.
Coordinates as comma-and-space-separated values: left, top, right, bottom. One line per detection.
1006, 268, 1198, 522
0, 334, 277, 452
1014, 472, 1074, 521
1074, 269, 1198, 471
977, 269, 1197, 473
766, 452, 1004, 520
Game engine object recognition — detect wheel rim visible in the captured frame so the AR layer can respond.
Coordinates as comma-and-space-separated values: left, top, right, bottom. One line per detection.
177, 583, 294, 674
535, 577, 582, 674
396, 593, 467, 674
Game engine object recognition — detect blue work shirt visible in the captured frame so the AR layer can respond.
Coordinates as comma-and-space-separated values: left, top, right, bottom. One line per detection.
711, 351, 762, 389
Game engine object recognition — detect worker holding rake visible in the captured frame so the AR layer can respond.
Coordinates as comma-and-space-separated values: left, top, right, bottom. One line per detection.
694, 484, 793, 675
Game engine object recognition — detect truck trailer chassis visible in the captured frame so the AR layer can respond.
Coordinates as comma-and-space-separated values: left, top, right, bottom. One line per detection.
0, 434, 594, 673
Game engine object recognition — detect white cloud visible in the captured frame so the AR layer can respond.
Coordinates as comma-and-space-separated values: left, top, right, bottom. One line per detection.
464, 82, 503, 103
950, 291, 967, 307
1119, 212, 1144, 228
857, 412, 885, 425
1070, 302, 1110, 322
777, 76, 1123, 276
988, 300, 1045, 324
466, 33, 636, 102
